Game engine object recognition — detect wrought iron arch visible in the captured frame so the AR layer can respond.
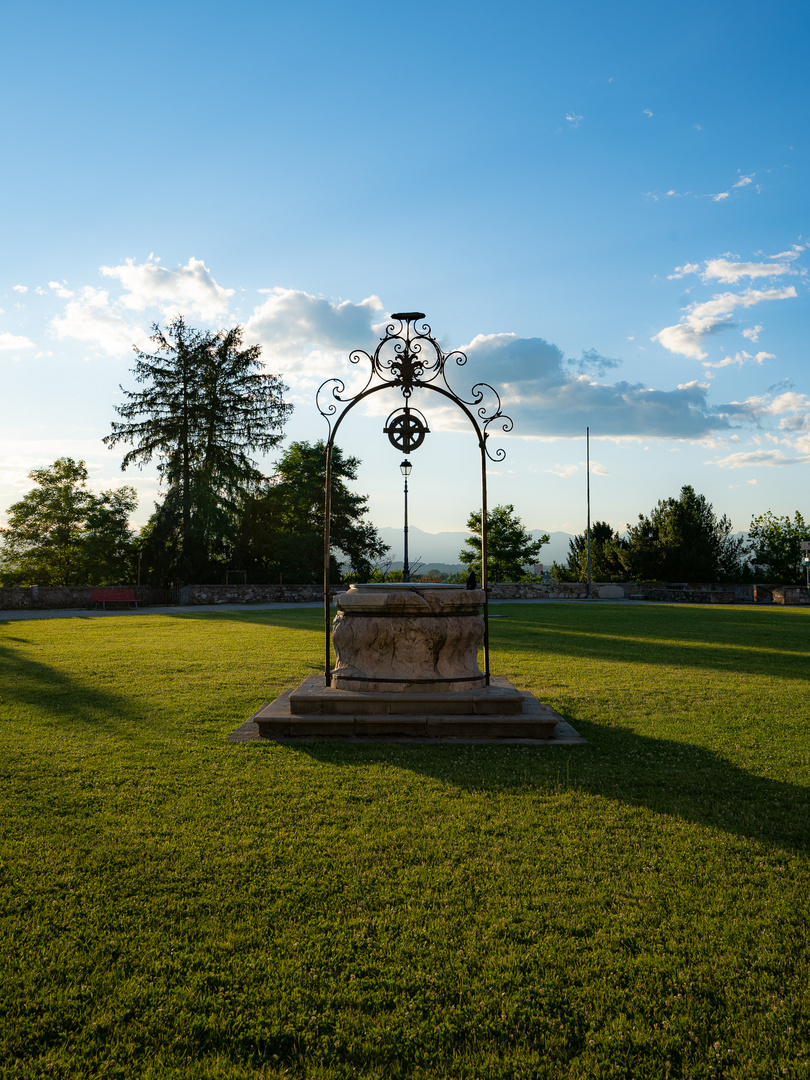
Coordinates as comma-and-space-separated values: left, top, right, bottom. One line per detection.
317, 311, 514, 687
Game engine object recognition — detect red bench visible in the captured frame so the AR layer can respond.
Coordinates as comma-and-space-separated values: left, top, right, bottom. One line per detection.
90, 588, 139, 610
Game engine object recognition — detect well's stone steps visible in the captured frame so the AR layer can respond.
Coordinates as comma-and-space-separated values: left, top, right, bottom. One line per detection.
228, 676, 585, 743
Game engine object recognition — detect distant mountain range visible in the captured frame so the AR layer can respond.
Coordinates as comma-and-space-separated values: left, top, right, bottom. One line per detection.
375, 526, 574, 570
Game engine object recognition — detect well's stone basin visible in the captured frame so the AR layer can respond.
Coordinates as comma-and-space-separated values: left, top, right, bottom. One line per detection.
331, 584, 485, 693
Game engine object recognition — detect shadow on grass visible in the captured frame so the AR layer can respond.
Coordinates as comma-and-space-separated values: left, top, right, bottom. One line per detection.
167, 604, 810, 678
489, 603, 810, 679
291, 724, 810, 857
0, 641, 138, 733
167, 608, 324, 631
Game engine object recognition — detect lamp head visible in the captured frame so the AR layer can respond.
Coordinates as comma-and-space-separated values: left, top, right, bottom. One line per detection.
400, 459, 412, 477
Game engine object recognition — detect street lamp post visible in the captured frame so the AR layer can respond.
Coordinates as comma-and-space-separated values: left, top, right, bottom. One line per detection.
400, 459, 412, 582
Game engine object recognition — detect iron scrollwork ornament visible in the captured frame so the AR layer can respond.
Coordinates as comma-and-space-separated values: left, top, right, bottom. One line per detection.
316, 311, 514, 459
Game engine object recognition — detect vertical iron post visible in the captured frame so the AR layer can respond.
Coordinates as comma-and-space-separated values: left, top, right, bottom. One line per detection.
481, 440, 490, 685
323, 441, 333, 686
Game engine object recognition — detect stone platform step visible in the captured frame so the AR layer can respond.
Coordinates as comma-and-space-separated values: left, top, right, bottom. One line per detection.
229, 676, 582, 742
289, 675, 524, 716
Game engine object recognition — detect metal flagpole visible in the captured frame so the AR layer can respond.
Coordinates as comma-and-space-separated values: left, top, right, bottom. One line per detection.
586, 426, 592, 599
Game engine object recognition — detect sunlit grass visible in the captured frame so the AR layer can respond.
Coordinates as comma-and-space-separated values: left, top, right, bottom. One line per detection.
1, 604, 808, 1078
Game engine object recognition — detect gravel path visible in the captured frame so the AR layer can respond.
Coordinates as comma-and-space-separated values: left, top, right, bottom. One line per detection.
0, 602, 325, 621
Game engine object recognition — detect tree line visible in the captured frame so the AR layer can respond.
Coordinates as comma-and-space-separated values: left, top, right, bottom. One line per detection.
0, 318, 807, 588
0, 318, 388, 588
551, 486, 808, 585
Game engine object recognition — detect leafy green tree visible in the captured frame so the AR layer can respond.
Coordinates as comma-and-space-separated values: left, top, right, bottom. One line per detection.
459, 504, 548, 582
622, 485, 746, 582
748, 510, 809, 583
0, 458, 136, 586
104, 317, 291, 583
551, 521, 628, 582
232, 441, 389, 584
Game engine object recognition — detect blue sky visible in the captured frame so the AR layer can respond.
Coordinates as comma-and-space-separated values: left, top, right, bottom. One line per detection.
2, 0, 809, 547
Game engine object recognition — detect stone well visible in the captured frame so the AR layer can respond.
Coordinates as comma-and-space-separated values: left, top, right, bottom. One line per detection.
232, 582, 582, 742
331, 583, 485, 693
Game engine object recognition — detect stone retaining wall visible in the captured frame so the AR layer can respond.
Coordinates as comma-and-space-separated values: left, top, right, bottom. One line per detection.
487, 581, 778, 603
2, 581, 808, 611
178, 584, 329, 605
0, 586, 172, 610
0, 586, 94, 610
166, 580, 810, 606
772, 586, 810, 605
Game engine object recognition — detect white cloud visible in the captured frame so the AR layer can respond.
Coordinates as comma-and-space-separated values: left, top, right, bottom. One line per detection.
451, 333, 730, 440
710, 449, 810, 468
646, 188, 693, 200
565, 112, 583, 127
100, 256, 234, 321
762, 391, 810, 416
0, 331, 35, 351
548, 464, 578, 478
702, 350, 774, 371
668, 255, 796, 286
12, 285, 27, 294
713, 390, 810, 448
652, 175, 762, 203
724, 390, 810, 421
642, 109, 653, 117
667, 263, 700, 280
45, 273, 381, 374
45, 255, 239, 358
653, 286, 797, 360
779, 412, 810, 433
742, 324, 762, 342
49, 286, 147, 356
701, 258, 794, 283
245, 288, 383, 378
48, 280, 74, 299
652, 324, 713, 362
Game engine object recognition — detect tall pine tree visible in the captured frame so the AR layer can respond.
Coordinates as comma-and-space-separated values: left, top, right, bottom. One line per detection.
104, 318, 291, 583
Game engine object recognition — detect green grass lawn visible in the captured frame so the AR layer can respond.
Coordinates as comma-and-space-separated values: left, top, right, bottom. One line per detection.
1, 603, 808, 1079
